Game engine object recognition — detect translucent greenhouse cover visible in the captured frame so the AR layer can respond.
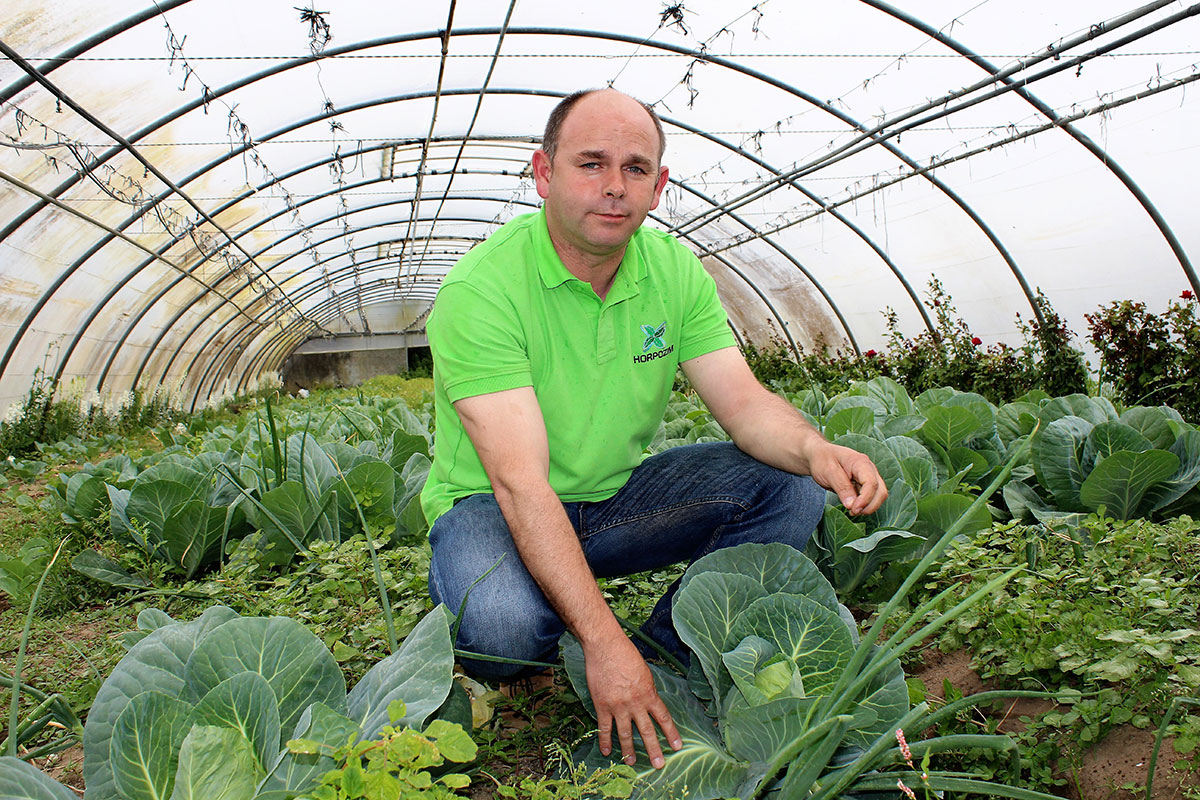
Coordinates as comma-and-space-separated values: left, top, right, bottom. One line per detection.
1, 0, 1197, 411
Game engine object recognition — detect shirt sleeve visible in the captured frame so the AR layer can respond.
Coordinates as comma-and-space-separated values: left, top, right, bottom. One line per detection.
427, 280, 534, 403
676, 255, 737, 363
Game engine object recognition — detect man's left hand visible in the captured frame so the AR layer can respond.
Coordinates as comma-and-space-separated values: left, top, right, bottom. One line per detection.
805, 440, 888, 515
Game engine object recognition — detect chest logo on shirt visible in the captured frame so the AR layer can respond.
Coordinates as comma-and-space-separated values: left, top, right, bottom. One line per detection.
641, 322, 667, 352
634, 321, 674, 364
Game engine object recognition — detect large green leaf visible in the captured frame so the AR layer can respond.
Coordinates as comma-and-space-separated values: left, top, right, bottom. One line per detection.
1145, 430, 1200, 514
825, 396, 887, 429
880, 415, 925, 438
283, 433, 338, 495
918, 406, 982, 452
109, 691, 194, 800
333, 460, 396, 538
346, 605, 455, 738
678, 542, 838, 611
995, 402, 1039, 449
834, 434, 902, 490
947, 447, 990, 484
1120, 407, 1177, 450
914, 387, 956, 412
64, 473, 109, 524
1002, 479, 1051, 523
1079, 449, 1180, 519
169, 726, 260, 800
1084, 421, 1153, 463
837, 530, 924, 593
864, 479, 916, 533
841, 648, 908, 750
913, 494, 993, 544
250, 481, 334, 564
575, 667, 756, 800
191, 672, 281, 773
183, 617, 345, 747
1038, 394, 1116, 427
0, 756, 79, 799
160, 502, 237, 578
127, 479, 194, 552
84, 606, 240, 800
897, 456, 937, 498
1032, 416, 1093, 511
107, 485, 132, 541
824, 407, 877, 440
71, 549, 151, 589
674, 573, 769, 702
942, 392, 996, 435
723, 695, 817, 764
727, 594, 853, 699
857, 377, 913, 416
259, 703, 358, 798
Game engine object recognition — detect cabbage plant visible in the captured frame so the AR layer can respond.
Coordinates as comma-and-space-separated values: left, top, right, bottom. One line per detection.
1004, 396, 1200, 522
0, 603, 460, 800
567, 442, 1063, 800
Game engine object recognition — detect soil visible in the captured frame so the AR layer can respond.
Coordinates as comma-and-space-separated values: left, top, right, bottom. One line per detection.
910, 646, 1199, 800
37, 744, 83, 797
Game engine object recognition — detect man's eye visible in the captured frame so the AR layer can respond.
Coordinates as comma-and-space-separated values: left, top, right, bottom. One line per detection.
581, 162, 600, 169
627, 166, 647, 175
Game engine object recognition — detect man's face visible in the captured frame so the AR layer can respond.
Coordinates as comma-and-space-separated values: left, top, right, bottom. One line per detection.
533, 91, 670, 264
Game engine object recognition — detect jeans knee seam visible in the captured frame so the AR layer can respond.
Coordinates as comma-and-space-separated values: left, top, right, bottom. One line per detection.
583, 495, 751, 538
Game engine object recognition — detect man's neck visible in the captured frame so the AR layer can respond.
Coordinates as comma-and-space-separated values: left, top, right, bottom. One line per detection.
550, 236, 626, 301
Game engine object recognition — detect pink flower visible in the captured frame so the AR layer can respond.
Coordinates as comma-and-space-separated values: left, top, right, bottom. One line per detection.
971, 336, 982, 346
898, 779, 917, 800
1183, 290, 1195, 300
896, 728, 914, 768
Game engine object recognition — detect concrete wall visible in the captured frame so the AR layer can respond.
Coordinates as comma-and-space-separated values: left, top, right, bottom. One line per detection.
280, 347, 411, 391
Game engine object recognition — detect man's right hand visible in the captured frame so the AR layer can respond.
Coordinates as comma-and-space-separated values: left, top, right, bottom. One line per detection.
584, 634, 682, 770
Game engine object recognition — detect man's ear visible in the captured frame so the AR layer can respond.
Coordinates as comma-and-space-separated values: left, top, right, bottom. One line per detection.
648, 165, 670, 210
532, 149, 552, 199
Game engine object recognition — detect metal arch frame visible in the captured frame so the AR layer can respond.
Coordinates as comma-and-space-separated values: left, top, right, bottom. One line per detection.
0, 0, 195, 105
0, 39, 321, 332
230, 199, 807, 406
17, 83, 837, 404
173, 228, 479, 409
185, 227, 491, 409
70, 86, 928, 403
86, 144, 532, 391
861, 0, 1199, 295
187, 172, 811, 408
60, 88, 870, 403
98, 186, 502, 393
192, 256, 459, 409
0, 26, 1008, 394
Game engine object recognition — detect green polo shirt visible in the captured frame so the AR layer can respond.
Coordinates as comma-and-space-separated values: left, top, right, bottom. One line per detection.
420, 209, 735, 525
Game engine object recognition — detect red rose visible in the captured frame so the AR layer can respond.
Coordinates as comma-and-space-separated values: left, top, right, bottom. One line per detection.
1183, 289, 1195, 300
865, 349, 877, 358
971, 336, 982, 346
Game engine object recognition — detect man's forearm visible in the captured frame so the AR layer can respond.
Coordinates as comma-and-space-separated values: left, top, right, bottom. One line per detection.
723, 388, 827, 475
490, 479, 624, 649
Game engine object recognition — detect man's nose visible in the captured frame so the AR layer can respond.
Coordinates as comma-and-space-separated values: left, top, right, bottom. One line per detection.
604, 174, 626, 198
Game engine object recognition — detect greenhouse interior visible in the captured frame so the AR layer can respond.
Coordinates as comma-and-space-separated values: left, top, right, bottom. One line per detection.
0, 1, 1198, 798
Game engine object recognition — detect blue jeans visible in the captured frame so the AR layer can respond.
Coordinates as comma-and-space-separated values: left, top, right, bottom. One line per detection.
427, 442, 826, 681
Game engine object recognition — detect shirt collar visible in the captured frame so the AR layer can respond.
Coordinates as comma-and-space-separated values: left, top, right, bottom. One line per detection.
533, 208, 647, 297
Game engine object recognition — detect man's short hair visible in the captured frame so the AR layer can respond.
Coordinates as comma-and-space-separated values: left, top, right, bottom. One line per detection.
541, 89, 667, 163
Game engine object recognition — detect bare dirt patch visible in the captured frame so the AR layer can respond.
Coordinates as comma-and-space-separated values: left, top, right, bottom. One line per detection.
37, 744, 83, 796
909, 646, 1199, 799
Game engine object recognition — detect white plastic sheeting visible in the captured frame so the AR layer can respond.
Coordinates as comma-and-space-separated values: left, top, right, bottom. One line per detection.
1, 0, 1197, 410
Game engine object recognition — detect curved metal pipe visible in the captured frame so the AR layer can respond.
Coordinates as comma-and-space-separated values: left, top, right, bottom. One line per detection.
861, 0, 1198, 295
1, 26, 1019, 394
